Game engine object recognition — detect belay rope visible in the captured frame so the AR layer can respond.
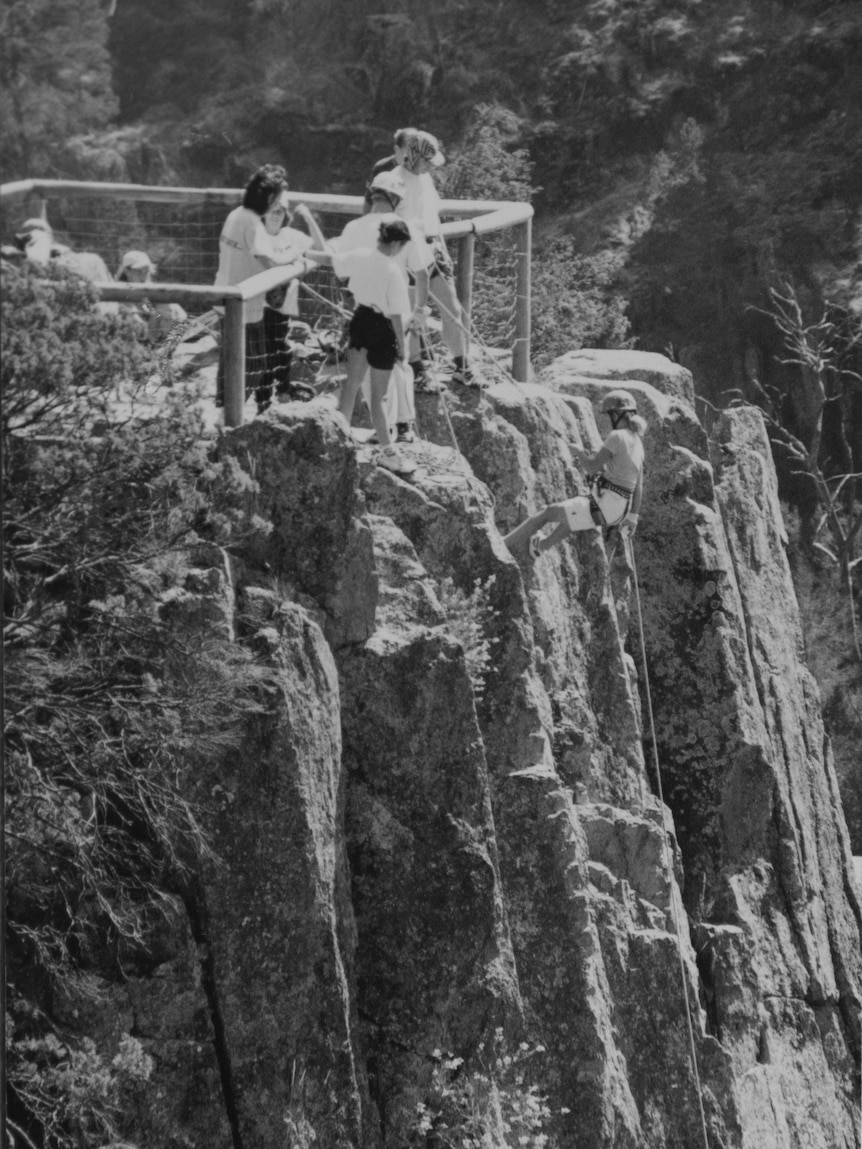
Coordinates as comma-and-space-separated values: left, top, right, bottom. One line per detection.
625, 535, 711, 1149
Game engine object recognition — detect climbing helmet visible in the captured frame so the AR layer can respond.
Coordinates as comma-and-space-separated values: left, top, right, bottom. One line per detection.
601, 389, 638, 415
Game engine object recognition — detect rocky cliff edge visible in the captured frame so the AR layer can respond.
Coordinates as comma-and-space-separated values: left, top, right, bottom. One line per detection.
81, 351, 861, 1149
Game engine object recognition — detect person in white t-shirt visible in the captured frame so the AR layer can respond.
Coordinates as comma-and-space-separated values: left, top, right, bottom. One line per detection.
370, 128, 473, 386
309, 218, 416, 476
328, 169, 432, 442
257, 192, 326, 412
213, 164, 320, 409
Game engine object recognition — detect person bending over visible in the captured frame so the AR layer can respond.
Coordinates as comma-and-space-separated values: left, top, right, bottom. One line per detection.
309, 219, 416, 477
504, 390, 646, 559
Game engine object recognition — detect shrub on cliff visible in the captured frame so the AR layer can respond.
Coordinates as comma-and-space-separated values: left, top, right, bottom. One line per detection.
2, 260, 271, 1147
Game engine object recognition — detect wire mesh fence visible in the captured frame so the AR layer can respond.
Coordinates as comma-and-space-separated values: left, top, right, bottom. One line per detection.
0, 180, 532, 423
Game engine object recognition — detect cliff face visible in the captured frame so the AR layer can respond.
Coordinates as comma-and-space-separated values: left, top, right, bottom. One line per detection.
92, 352, 860, 1148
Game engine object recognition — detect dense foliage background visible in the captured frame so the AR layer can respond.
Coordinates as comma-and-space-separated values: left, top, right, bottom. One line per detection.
2, 9, 860, 1126
2, 3, 861, 1142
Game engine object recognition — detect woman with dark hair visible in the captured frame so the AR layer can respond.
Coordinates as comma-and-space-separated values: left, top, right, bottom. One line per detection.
213, 164, 322, 409
309, 218, 416, 476
504, 390, 647, 558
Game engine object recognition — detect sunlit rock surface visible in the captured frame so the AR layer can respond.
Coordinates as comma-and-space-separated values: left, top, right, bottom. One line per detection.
121, 351, 859, 1148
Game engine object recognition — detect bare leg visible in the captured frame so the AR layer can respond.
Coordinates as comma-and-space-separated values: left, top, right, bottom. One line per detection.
368, 366, 394, 447
338, 347, 368, 424
429, 274, 466, 360
504, 504, 567, 551
537, 514, 576, 552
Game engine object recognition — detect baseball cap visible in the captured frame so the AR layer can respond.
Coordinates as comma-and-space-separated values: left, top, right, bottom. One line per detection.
369, 170, 406, 200
116, 250, 156, 276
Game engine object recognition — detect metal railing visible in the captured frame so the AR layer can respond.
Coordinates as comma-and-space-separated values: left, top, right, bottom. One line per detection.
0, 178, 533, 427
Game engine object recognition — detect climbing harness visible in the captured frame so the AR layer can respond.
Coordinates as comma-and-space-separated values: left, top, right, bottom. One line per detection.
624, 535, 712, 1149
587, 474, 633, 527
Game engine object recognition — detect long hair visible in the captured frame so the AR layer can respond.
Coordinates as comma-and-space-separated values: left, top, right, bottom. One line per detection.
243, 164, 289, 216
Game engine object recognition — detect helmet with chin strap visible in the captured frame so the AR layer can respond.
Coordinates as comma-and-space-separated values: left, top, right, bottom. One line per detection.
601, 389, 638, 415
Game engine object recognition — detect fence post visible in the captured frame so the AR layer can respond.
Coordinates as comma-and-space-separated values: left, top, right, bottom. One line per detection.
512, 216, 532, 382
456, 233, 475, 353
223, 297, 246, 428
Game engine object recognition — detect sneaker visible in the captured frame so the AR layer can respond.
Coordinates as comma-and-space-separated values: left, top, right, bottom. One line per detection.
396, 422, 415, 443
411, 361, 440, 393
276, 381, 315, 402
450, 364, 481, 388
377, 445, 417, 477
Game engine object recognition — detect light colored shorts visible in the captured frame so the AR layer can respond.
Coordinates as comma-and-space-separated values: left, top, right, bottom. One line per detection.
562, 489, 629, 532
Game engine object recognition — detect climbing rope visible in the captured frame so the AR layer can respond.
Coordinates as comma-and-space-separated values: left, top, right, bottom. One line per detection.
625, 535, 712, 1149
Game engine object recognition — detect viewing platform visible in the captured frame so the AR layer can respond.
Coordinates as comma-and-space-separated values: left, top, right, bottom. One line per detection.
0, 178, 533, 427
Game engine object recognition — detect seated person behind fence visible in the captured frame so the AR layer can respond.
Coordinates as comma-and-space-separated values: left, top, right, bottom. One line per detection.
115, 250, 188, 343
370, 128, 474, 388
213, 163, 324, 410
10, 217, 117, 313
256, 191, 326, 413
325, 169, 433, 443
307, 218, 417, 477
503, 391, 646, 560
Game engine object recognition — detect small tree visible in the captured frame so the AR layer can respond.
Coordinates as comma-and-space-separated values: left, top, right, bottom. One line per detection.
752, 278, 862, 663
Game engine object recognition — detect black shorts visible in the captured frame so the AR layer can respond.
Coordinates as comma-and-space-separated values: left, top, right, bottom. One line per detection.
348, 304, 399, 370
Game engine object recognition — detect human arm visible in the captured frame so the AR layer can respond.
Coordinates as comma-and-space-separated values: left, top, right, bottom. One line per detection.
618, 466, 643, 538
291, 203, 328, 251
572, 442, 614, 474
304, 248, 334, 268
410, 267, 431, 329
389, 313, 409, 363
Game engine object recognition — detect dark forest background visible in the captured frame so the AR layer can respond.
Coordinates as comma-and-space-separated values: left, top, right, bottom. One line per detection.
2, 0, 860, 829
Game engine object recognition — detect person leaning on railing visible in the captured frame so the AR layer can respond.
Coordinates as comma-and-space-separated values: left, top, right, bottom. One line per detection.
257, 191, 326, 413
213, 163, 325, 409
370, 127, 475, 388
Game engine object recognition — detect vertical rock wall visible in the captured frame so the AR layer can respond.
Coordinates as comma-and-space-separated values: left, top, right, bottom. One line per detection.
122, 351, 860, 1148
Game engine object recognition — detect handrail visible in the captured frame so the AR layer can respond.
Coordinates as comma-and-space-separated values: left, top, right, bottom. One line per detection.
93, 259, 315, 308
1, 177, 533, 421
0, 178, 533, 226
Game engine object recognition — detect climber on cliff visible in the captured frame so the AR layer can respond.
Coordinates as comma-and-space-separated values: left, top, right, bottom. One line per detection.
503, 390, 646, 559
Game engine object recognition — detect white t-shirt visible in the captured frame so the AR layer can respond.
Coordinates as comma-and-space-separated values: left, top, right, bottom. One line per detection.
330, 212, 432, 280
215, 206, 282, 322
602, 429, 645, 491
393, 167, 443, 237
267, 225, 313, 314
331, 248, 411, 324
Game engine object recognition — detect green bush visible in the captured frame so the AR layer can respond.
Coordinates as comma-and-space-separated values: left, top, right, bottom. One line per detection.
408, 1032, 558, 1149
3, 260, 272, 1147
531, 240, 632, 367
